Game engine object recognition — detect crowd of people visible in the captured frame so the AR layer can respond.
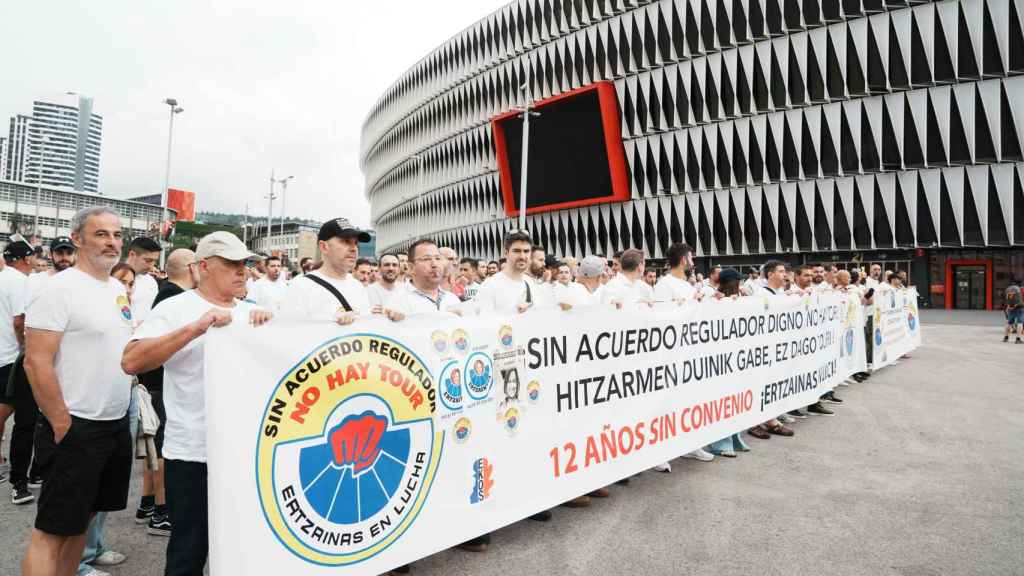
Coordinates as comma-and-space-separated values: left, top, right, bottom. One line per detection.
0, 206, 914, 576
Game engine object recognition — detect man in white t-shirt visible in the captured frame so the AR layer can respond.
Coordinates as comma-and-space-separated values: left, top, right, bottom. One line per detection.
367, 253, 401, 311
280, 218, 371, 324
653, 243, 698, 304
556, 256, 605, 310
601, 249, 653, 308
1, 238, 41, 505
126, 237, 162, 325
122, 231, 272, 576
385, 240, 462, 317
699, 265, 721, 299
472, 231, 551, 314
249, 255, 288, 311
458, 257, 481, 301
21, 207, 134, 576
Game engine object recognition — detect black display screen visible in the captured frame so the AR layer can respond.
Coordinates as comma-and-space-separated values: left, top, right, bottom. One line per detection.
494, 85, 625, 213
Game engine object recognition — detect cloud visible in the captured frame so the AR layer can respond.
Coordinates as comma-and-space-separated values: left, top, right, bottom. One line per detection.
0, 0, 509, 228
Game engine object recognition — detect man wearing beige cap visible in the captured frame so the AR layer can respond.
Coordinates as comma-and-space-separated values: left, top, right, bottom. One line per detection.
122, 231, 272, 576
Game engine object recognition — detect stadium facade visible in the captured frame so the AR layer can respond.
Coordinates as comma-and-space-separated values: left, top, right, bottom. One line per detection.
361, 0, 1024, 310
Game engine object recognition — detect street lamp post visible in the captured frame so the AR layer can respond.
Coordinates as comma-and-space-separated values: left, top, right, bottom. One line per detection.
266, 170, 277, 251
160, 98, 184, 267
517, 81, 540, 231
277, 175, 294, 238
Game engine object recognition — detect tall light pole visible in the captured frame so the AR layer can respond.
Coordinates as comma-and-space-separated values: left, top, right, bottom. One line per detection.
160, 98, 184, 267
517, 81, 540, 230
266, 170, 277, 251
276, 175, 294, 237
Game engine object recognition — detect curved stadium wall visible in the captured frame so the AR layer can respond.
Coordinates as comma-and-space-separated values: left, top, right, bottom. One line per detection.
361, 0, 1024, 289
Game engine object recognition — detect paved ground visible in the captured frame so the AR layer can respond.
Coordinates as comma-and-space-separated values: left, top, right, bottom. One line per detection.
0, 312, 1020, 576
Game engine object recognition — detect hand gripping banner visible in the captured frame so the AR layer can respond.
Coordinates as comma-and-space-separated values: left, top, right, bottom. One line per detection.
204, 290, 915, 575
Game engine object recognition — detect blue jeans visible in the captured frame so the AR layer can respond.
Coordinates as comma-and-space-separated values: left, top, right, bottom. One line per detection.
709, 433, 749, 454
77, 387, 138, 574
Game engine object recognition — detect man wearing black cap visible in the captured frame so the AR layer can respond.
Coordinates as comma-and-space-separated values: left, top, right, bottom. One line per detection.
281, 218, 372, 324
0, 237, 38, 504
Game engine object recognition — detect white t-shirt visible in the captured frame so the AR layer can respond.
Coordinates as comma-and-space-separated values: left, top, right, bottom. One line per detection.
601, 274, 654, 307
699, 279, 718, 299
26, 268, 133, 420
133, 290, 256, 462
653, 273, 697, 302
473, 271, 550, 314
280, 270, 370, 322
385, 283, 462, 317
0, 267, 27, 366
754, 283, 786, 298
250, 276, 289, 311
16, 269, 56, 317
367, 282, 399, 309
557, 282, 603, 308
131, 273, 159, 324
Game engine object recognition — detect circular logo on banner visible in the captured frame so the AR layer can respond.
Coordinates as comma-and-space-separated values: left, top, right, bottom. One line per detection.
453, 417, 472, 444
256, 335, 441, 567
431, 330, 449, 355
452, 329, 470, 355
527, 381, 540, 404
117, 295, 132, 322
439, 361, 463, 411
498, 325, 514, 349
502, 407, 520, 435
907, 312, 917, 331
843, 329, 855, 357
464, 352, 493, 401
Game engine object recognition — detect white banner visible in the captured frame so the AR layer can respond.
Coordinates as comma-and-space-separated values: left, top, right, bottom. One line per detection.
871, 287, 922, 369
205, 291, 891, 575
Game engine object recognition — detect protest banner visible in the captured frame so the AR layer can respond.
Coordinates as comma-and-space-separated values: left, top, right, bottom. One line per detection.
870, 287, 922, 369
205, 290, 895, 575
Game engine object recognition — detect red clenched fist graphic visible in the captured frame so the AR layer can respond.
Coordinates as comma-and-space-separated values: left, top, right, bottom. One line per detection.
329, 412, 387, 475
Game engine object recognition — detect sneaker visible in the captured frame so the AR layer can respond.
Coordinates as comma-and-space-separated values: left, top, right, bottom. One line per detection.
652, 462, 672, 473
715, 449, 737, 458
615, 477, 630, 486
93, 550, 126, 566
1004, 335, 1010, 342
457, 533, 491, 552
807, 403, 835, 416
0, 472, 6, 484
588, 487, 611, 498
147, 514, 172, 537
1017, 338, 1022, 344
562, 495, 591, 508
822, 392, 844, 404
27, 477, 42, 489
528, 510, 552, 522
135, 505, 155, 524
80, 568, 111, 576
11, 484, 34, 505
777, 414, 796, 424
788, 409, 809, 419
682, 448, 714, 462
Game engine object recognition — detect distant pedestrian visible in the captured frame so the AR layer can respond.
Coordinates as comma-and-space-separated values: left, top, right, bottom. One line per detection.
1005, 280, 1023, 344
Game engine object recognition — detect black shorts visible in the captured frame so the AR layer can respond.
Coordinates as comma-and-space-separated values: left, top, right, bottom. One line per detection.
0, 363, 14, 405
34, 414, 132, 536
150, 390, 166, 458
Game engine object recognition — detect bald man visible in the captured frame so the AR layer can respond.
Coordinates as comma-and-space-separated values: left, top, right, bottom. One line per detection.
134, 248, 198, 536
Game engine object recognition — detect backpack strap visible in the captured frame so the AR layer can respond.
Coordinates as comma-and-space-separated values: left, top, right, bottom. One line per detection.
524, 280, 532, 304
304, 275, 353, 312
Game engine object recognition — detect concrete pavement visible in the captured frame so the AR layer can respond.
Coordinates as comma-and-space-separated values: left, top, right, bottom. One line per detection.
0, 316, 1020, 576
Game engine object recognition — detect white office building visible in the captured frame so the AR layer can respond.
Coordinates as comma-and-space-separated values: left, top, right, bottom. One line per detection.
4, 95, 103, 194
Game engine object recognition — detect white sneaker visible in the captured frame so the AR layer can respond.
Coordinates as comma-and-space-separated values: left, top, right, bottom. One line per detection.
652, 462, 672, 473
92, 550, 126, 566
81, 567, 111, 576
682, 448, 714, 462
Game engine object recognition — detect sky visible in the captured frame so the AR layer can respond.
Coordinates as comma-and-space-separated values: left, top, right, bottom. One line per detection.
0, 0, 510, 228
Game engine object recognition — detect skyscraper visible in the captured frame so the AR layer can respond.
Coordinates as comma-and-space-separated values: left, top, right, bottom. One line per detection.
4, 94, 103, 193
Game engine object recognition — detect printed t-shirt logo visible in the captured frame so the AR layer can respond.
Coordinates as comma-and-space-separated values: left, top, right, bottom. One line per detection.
256, 335, 441, 567
117, 295, 132, 321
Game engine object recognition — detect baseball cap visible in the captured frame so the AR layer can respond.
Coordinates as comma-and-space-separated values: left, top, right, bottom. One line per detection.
50, 236, 75, 251
578, 255, 605, 278
718, 268, 744, 283
544, 255, 562, 269
319, 218, 371, 243
195, 231, 257, 262
3, 239, 34, 261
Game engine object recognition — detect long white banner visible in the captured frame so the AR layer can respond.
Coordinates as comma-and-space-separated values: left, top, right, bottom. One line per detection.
204, 290, 905, 575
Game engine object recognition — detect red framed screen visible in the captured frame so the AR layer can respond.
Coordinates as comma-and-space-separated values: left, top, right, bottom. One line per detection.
491, 81, 629, 218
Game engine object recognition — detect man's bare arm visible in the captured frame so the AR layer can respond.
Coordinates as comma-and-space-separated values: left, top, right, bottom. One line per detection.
24, 328, 70, 442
